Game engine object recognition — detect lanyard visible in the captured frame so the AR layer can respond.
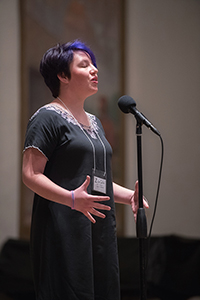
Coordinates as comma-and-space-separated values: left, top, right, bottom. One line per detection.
57, 97, 107, 176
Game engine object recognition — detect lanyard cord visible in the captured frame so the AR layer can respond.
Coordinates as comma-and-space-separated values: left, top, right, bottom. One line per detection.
94, 130, 107, 176
57, 97, 107, 175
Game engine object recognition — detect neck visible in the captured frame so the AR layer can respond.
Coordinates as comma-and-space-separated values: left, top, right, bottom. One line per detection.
55, 96, 90, 126
58, 86, 86, 109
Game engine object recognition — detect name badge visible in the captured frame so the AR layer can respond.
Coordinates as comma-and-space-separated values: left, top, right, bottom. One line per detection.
92, 169, 107, 195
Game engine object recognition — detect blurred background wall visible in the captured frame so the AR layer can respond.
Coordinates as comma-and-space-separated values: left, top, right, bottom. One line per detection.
0, 0, 21, 248
124, 0, 200, 238
0, 0, 200, 249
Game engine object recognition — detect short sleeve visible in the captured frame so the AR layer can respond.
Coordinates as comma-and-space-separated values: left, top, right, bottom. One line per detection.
24, 108, 60, 160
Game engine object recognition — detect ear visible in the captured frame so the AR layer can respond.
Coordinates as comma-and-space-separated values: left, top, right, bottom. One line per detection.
57, 72, 69, 84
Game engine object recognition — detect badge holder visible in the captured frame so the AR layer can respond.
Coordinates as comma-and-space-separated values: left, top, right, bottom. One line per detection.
92, 169, 107, 195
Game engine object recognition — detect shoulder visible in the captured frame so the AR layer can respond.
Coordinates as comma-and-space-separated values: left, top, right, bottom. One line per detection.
29, 104, 63, 121
24, 105, 66, 159
26, 105, 66, 140
28, 104, 74, 129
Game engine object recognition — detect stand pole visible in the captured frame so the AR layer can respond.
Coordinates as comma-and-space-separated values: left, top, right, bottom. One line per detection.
136, 121, 147, 300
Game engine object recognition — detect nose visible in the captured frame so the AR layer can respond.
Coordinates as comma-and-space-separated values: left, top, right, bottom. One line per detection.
90, 64, 98, 74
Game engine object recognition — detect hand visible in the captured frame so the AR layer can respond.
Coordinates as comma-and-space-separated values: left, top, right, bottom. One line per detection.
130, 181, 149, 222
73, 176, 111, 223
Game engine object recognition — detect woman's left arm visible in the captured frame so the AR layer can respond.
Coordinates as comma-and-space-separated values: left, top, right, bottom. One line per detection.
113, 181, 149, 221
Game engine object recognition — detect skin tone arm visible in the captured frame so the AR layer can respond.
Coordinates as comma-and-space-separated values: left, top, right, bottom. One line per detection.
113, 182, 149, 221
22, 147, 111, 223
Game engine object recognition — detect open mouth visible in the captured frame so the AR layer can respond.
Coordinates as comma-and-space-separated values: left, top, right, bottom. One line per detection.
91, 76, 98, 84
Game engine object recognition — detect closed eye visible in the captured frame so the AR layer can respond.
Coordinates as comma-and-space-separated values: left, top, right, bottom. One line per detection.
79, 59, 90, 68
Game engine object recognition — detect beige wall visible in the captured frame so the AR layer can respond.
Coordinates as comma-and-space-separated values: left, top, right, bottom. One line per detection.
0, 0, 21, 247
124, 0, 200, 238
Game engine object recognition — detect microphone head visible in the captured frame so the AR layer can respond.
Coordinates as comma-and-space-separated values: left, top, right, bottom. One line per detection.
118, 95, 136, 113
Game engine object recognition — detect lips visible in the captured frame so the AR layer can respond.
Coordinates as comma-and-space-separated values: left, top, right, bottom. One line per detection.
91, 76, 98, 83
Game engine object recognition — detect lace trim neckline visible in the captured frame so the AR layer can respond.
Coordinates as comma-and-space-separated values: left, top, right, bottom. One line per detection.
47, 103, 92, 127
41, 103, 99, 139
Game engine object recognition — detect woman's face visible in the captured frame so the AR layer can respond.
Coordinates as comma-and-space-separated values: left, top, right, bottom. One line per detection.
68, 50, 98, 99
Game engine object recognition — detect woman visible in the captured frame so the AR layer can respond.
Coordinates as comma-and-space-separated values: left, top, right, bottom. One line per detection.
22, 40, 148, 300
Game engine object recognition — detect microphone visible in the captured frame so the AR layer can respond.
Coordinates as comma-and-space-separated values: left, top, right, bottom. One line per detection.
118, 95, 160, 136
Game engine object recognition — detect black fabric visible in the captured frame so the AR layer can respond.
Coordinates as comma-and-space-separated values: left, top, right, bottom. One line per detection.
0, 239, 35, 299
24, 105, 120, 300
117, 237, 140, 297
1, 236, 200, 299
118, 235, 200, 300
147, 235, 200, 299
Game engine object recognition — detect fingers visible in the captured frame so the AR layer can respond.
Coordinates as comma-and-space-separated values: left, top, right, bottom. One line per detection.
84, 208, 107, 223
134, 213, 137, 222
83, 199, 111, 223
83, 177, 110, 201
143, 197, 149, 208
134, 180, 149, 208
82, 175, 90, 190
92, 195, 110, 202
90, 208, 107, 219
134, 180, 138, 193
74, 175, 112, 223
84, 211, 96, 224
93, 202, 111, 211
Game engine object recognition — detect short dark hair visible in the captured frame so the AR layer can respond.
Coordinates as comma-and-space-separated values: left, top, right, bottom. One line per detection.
39, 40, 97, 98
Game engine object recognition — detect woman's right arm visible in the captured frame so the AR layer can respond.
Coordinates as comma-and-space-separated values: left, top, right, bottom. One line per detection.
22, 147, 111, 223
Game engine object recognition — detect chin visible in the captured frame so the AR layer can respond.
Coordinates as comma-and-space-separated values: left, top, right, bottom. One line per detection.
89, 88, 98, 96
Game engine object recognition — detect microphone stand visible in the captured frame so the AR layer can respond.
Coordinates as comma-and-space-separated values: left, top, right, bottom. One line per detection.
136, 120, 147, 300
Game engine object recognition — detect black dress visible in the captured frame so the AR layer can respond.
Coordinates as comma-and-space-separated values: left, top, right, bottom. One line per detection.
24, 104, 120, 300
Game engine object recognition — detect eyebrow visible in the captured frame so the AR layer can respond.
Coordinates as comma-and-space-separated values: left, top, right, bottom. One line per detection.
78, 58, 91, 65
81, 58, 90, 63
